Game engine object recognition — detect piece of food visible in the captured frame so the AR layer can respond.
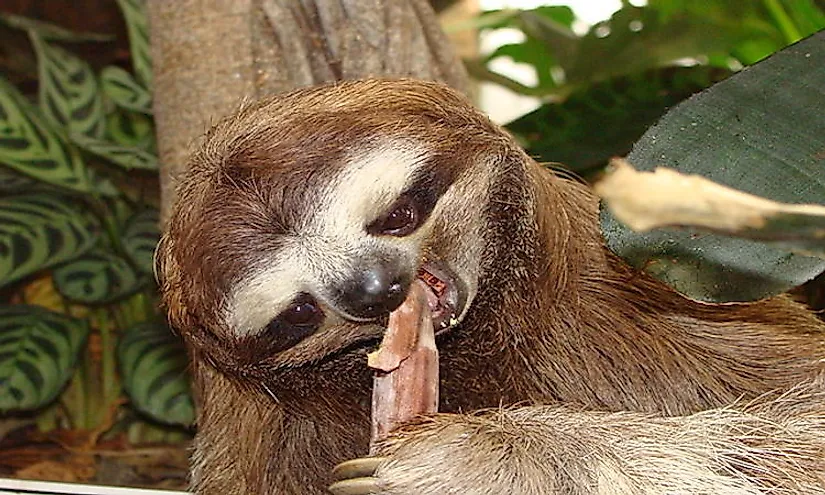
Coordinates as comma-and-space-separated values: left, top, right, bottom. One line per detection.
368, 280, 439, 453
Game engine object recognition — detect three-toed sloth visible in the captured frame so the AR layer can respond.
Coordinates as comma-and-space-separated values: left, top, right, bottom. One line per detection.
156, 79, 825, 494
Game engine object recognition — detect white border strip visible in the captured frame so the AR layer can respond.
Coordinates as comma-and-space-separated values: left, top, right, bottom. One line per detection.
0, 478, 187, 495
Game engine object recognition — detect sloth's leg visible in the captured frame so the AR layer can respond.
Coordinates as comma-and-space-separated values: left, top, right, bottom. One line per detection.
329, 380, 825, 495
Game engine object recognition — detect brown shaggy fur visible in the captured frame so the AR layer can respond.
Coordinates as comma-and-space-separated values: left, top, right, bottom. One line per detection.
156, 78, 825, 494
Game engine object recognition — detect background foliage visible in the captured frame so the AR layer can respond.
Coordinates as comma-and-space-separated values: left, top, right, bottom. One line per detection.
470, 0, 825, 177
0, 0, 192, 441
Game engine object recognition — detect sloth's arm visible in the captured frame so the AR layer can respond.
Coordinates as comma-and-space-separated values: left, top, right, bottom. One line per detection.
330, 383, 825, 495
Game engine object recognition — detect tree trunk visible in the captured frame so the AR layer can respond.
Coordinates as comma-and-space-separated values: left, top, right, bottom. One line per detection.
147, 0, 469, 221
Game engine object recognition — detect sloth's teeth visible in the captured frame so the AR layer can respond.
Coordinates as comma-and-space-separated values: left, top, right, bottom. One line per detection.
416, 264, 459, 330
439, 315, 459, 330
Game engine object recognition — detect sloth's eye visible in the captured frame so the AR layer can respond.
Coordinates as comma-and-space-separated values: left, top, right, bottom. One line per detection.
370, 196, 421, 236
263, 294, 325, 352
281, 296, 324, 327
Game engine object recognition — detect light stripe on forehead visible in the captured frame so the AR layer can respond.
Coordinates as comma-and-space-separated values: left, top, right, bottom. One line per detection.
226, 247, 306, 334
319, 140, 429, 236
226, 139, 429, 336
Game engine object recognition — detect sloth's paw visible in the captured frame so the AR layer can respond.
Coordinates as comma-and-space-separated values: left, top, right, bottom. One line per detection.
328, 413, 530, 495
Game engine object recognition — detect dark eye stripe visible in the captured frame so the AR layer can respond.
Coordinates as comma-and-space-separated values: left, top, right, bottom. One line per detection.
261, 293, 324, 353
368, 194, 420, 236
390, 165, 453, 229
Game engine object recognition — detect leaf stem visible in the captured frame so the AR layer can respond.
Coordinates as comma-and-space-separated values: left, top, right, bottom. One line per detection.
66, 367, 86, 429
98, 308, 120, 410
764, 0, 802, 43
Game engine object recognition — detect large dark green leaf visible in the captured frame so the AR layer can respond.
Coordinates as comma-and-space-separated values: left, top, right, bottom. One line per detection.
0, 305, 89, 412
115, 0, 153, 89
100, 66, 152, 114
0, 77, 96, 193
0, 194, 99, 288
53, 250, 145, 304
70, 132, 158, 171
123, 209, 159, 275
29, 31, 105, 139
118, 323, 194, 426
600, 30, 825, 302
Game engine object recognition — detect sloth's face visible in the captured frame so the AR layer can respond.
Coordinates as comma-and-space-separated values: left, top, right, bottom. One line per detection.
160, 80, 508, 369
229, 139, 483, 343
181, 136, 494, 367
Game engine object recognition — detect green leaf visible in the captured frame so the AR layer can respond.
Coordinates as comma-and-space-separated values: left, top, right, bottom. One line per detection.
106, 110, 156, 150
123, 209, 159, 275
0, 12, 112, 42
783, 0, 825, 37
516, 9, 578, 70
29, 31, 105, 139
600, 31, 825, 302
566, 7, 758, 85
482, 6, 576, 92
118, 323, 194, 426
53, 250, 145, 304
0, 76, 96, 193
70, 132, 158, 171
0, 166, 40, 193
508, 66, 729, 175
90, 173, 122, 198
0, 194, 99, 288
100, 66, 152, 114
115, 0, 153, 89
0, 305, 89, 412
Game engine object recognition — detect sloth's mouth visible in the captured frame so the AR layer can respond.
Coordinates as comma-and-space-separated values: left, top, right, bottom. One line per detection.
417, 261, 464, 331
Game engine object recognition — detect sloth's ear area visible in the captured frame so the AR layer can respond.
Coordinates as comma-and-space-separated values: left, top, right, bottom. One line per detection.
154, 232, 188, 331
153, 232, 169, 289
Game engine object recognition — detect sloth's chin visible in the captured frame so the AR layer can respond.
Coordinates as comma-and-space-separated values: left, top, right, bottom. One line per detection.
417, 261, 465, 332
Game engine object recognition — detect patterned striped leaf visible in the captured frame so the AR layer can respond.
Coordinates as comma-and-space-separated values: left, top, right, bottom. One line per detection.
0, 166, 39, 193
0, 76, 95, 193
123, 209, 159, 274
118, 322, 194, 426
29, 31, 105, 139
53, 250, 145, 304
0, 304, 89, 412
101, 66, 152, 114
70, 132, 158, 171
91, 172, 121, 197
115, 0, 153, 89
0, 194, 99, 288
107, 110, 156, 150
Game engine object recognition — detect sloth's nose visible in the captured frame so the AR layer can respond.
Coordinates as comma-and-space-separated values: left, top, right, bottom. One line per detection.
341, 262, 408, 319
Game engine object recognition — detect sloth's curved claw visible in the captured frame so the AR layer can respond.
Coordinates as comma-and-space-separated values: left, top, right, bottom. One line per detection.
329, 457, 386, 494
328, 477, 380, 495
332, 457, 384, 480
